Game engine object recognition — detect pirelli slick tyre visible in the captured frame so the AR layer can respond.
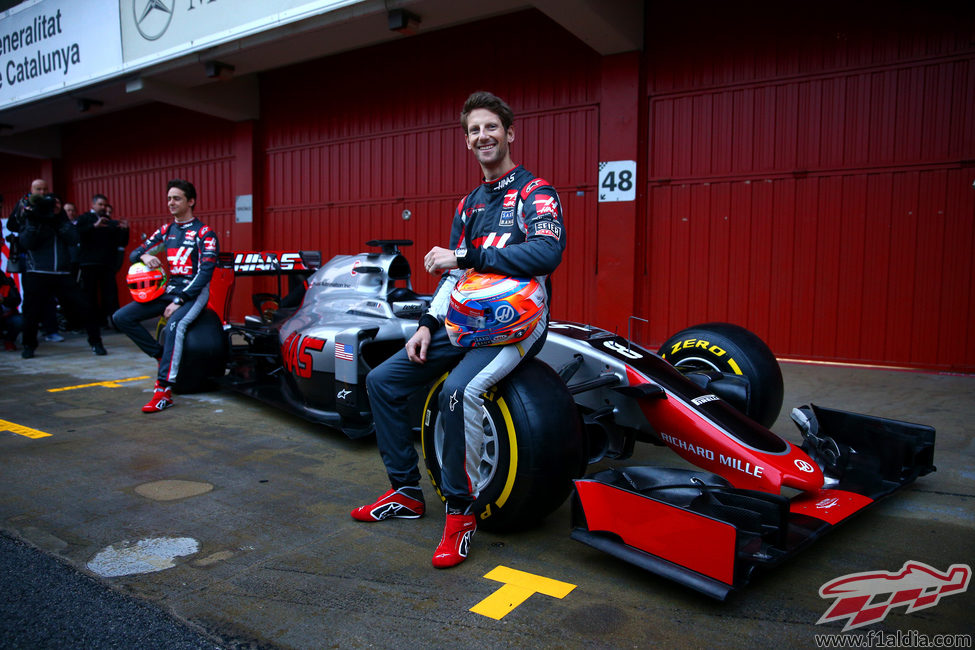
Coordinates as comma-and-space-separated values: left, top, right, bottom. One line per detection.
171, 309, 229, 394
659, 322, 783, 428
420, 359, 585, 533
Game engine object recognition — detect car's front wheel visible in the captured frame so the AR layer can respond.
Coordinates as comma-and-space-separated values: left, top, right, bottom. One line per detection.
659, 322, 783, 428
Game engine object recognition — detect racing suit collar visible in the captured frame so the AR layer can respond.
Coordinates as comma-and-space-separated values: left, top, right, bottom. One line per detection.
172, 217, 200, 229
483, 165, 523, 193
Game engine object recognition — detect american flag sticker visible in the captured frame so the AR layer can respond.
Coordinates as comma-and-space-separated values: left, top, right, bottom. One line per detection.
335, 342, 355, 361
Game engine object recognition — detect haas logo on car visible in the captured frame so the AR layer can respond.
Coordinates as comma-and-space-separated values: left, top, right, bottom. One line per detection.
818, 561, 971, 631
794, 459, 816, 473
281, 332, 326, 378
602, 339, 642, 360
234, 252, 304, 272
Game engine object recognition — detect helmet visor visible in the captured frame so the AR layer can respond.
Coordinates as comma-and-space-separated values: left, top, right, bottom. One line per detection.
446, 298, 486, 332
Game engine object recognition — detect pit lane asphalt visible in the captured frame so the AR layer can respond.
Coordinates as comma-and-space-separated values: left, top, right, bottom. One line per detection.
1, 329, 972, 649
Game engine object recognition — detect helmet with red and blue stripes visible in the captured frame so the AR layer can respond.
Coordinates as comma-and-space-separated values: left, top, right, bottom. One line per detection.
445, 272, 545, 347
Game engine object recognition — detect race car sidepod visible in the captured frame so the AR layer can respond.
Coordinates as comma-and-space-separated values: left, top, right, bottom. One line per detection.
570, 404, 936, 600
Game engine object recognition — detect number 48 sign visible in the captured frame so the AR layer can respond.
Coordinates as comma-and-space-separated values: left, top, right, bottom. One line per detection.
598, 160, 636, 202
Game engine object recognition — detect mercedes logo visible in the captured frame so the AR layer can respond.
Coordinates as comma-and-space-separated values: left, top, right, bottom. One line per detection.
134, 0, 174, 41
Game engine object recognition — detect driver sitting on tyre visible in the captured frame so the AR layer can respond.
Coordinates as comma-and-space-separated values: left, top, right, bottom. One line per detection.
351, 91, 566, 568
113, 179, 219, 413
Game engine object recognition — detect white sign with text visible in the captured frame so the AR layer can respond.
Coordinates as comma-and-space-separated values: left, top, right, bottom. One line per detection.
0, 0, 122, 108
598, 160, 636, 202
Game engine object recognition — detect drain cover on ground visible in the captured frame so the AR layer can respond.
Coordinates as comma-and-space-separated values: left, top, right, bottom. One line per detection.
87, 537, 199, 577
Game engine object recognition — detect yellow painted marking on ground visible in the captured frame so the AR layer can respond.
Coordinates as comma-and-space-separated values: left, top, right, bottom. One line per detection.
470, 566, 576, 620
0, 419, 52, 439
47, 376, 150, 393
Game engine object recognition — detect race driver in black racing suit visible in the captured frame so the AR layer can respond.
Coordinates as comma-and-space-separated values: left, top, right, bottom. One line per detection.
113, 179, 219, 413
352, 91, 566, 569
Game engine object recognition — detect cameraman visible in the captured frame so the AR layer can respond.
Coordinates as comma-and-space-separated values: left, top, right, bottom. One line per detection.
7, 178, 62, 339
17, 192, 106, 359
5, 178, 48, 273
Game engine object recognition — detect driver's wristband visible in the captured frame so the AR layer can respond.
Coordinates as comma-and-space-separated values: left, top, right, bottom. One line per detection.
418, 314, 441, 333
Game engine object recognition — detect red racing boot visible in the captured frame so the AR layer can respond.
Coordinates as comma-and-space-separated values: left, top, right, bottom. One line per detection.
142, 382, 173, 413
432, 513, 476, 569
351, 486, 425, 522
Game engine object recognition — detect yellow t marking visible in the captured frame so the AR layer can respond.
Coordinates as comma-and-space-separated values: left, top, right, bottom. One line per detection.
47, 376, 150, 393
0, 419, 52, 439
470, 566, 576, 620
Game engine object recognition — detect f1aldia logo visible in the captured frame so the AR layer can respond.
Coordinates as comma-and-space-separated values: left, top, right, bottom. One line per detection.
134, 0, 174, 41
817, 561, 971, 631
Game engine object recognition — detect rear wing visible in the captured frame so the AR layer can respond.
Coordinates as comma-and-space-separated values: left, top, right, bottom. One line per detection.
218, 250, 321, 275
209, 250, 320, 323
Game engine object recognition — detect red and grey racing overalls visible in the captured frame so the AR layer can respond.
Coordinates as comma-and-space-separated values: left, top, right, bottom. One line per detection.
367, 165, 566, 512
113, 217, 219, 385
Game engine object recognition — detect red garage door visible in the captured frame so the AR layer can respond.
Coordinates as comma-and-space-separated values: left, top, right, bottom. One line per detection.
0, 154, 43, 216
61, 105, 237, 266
641, 3, 975, 372
260, 10, 601, 324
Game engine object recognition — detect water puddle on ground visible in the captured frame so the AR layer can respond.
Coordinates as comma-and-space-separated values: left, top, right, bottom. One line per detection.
87, 537, 199, 577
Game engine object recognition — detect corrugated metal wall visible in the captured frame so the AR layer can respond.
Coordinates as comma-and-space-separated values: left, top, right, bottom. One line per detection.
261, 11, 600, 322
641, 2, 975, 371
61, 105, 237, 261
0, 154, 42, 219
32, 105, 239, 311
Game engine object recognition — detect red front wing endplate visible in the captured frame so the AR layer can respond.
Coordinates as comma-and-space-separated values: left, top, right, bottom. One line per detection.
571, 405, 935, 600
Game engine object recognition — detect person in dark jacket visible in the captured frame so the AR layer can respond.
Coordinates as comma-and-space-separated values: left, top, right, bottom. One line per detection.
17, 193, 106, 359
76, 193, 129, 328
6, 178, 63, 339
5, 179, 47, 274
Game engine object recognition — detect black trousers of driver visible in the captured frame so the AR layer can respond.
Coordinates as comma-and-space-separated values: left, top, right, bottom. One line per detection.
366, 165, 566, 514
113, 288, 210, 385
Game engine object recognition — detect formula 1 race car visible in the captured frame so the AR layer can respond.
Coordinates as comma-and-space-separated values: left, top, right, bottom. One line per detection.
174, 240, 936, 600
